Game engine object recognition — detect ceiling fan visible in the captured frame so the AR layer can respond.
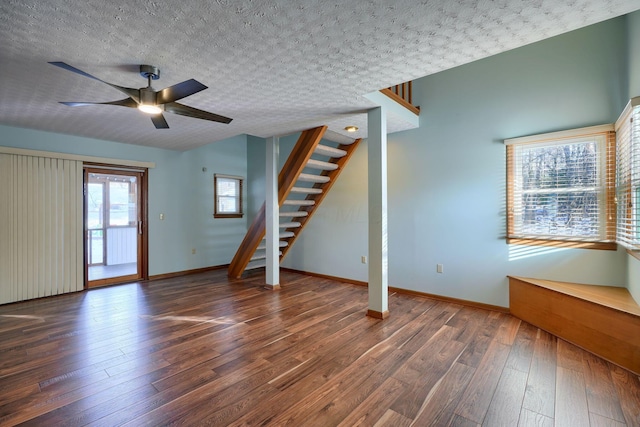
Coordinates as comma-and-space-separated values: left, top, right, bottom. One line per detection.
49, 62, 232, 129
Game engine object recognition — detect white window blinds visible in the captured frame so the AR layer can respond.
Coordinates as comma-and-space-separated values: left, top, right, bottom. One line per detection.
615, 98, 640, 249
506, 125, 616, 247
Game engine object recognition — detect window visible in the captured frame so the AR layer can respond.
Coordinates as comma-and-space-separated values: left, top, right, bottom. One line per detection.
506, 125, 616, 250
615, 98, 640, 250
214, 174, 243, 218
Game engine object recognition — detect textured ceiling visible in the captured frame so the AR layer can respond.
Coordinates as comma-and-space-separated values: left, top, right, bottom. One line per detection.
1, 1, 639, 151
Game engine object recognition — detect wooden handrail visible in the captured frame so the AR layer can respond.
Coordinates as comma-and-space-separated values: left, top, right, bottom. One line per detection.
228, 126, 327, 279
380, 81, 420, 115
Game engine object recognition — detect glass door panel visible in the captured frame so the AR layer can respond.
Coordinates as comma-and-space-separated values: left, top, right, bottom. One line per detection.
87, 182, 104, 266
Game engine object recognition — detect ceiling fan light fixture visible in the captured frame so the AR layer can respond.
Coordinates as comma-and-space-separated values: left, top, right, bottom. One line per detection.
48, 61, 233, 128
138, 103, 162, 115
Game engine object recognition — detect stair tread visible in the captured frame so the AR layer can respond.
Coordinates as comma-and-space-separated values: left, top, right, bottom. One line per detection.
315, 144, 347, 158
298, 173, 330, 183
250, 251, 282, 261
291, 186, 323, 194
283, 199, 315, 206
246, 261, 266, 270
257, 241, 288, 250
279, 211, 309, 217
280, 221, 301, 228
306, 158, 339, 171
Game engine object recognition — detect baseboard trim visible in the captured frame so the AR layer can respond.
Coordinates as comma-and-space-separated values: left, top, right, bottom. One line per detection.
281, 268, 368, 287
281, 267, 509, 313
149, 264, 229, 281
389, 287, 509, 313
366, 309, 390, 319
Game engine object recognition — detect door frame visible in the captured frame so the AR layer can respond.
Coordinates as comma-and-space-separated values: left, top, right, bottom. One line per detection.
83, 163, 149, 288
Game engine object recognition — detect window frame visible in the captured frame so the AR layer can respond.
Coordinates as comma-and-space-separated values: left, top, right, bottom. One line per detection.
505, 124, 617, 251
214, 174, 244, 219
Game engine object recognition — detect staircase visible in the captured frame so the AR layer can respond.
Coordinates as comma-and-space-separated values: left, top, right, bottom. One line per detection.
228, 126, 362, 279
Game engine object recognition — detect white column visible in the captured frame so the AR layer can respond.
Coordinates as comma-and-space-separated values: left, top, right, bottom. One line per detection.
367, 107, 389, 318
265, 136, 280, 289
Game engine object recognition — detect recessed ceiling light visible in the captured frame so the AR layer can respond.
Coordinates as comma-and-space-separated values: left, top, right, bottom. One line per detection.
344, 126, 358, 132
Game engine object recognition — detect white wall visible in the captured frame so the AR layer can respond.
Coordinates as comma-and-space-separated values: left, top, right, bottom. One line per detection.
282, 17, 630, 307
0, 125, 247, 277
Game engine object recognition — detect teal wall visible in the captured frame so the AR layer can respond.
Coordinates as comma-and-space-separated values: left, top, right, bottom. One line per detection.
281, 16, 631, 307
627, 11, 640, 99
0, 125, 247, 276
246, 134, 267, 223
246, 132, 304, 225
3, 14, 639, 306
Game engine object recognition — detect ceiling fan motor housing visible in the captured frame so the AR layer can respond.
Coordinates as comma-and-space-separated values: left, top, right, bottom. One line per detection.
139, 87, 158, 106
139, 65, 160, 80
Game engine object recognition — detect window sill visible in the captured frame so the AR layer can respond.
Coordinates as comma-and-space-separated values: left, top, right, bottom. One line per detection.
627, 249, 640, 261
507, 238, 617, 251
214, 213, 244, 219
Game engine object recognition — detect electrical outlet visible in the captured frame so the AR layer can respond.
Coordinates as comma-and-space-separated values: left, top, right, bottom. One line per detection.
361, 256, 367, 264
191, 248, 196, 255
437, 264, 443, 273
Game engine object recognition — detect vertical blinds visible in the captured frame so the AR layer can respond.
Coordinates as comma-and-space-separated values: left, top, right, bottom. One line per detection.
0, 154, 83, 304
615, 99, 640, 249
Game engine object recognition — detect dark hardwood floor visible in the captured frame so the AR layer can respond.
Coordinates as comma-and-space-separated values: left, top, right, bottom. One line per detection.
0, 270, 638, 426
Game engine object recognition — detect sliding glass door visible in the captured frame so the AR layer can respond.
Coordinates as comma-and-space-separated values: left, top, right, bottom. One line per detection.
84, 167, 146, 287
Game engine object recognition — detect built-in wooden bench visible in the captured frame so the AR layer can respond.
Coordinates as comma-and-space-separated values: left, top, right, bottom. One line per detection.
508, 276, 640, 375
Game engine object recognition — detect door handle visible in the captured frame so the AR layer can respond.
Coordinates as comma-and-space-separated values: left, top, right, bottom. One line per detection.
138, 220, 143, 235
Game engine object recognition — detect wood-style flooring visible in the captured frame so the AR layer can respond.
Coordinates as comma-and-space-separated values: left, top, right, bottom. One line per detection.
0, 270, 638, 426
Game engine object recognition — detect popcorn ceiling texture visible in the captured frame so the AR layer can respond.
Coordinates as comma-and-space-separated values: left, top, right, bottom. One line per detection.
0, 0, 638, 150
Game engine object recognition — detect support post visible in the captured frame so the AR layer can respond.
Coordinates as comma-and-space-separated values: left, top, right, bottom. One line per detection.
367, 107, 389, 319
265, 136, 280, 289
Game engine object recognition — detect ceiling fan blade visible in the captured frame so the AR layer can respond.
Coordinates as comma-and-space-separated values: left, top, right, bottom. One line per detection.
156, 79, 207, 104
60, 98, 138, 108
150, 113, 170, 129
49, 62, 141, 102
164, 102, 232, 124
